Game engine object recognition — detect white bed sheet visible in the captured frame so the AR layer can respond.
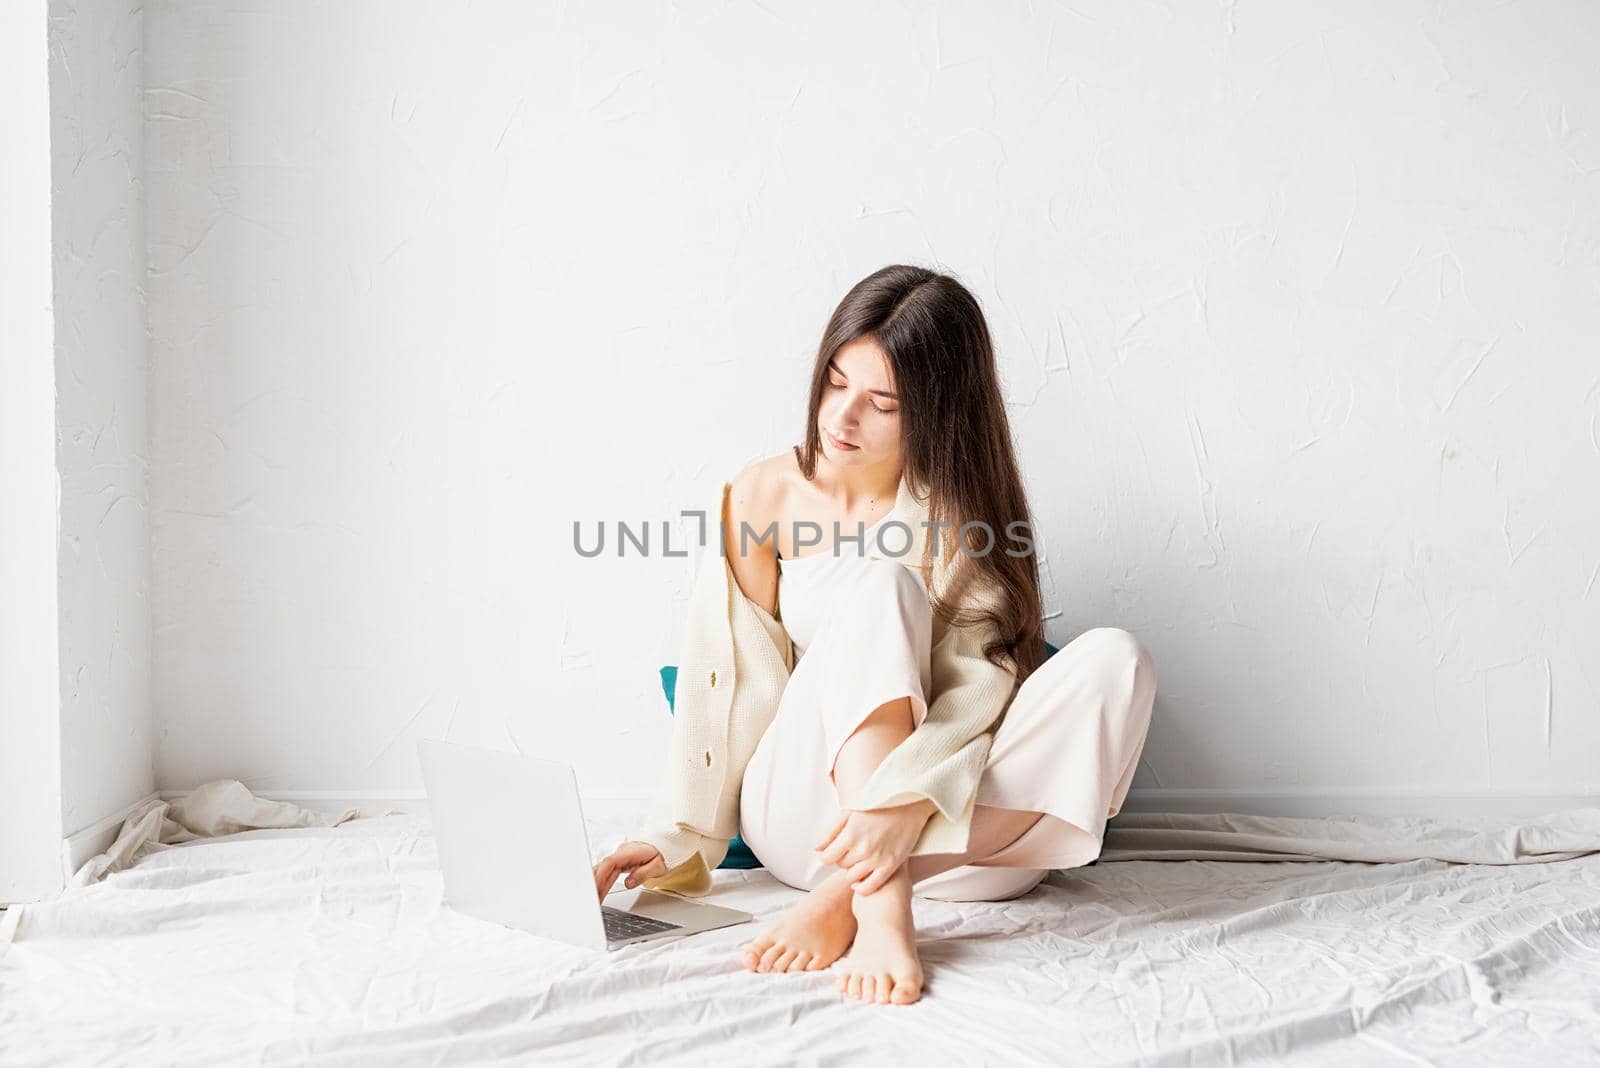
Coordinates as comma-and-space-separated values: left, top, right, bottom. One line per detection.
4, 808, 1599, 1067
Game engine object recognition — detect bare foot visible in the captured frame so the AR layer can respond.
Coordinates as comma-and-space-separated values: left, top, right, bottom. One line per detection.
741, 868, 860, 973
833, 865, 923, 1005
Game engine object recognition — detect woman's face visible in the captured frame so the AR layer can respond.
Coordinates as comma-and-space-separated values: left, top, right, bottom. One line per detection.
817, 337, 902, 469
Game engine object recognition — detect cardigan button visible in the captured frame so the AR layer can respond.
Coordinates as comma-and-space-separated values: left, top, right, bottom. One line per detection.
705, 750, 712, 766
708, 670, 717, 687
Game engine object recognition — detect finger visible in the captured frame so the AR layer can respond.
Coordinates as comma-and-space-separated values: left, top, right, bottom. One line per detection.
821, 837, 859, 868
846, 859, 874, 889
816, 811, 848, 852
855, 864, 890, 896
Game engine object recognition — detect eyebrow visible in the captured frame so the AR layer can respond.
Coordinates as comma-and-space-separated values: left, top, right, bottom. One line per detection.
827, 358, 899, 401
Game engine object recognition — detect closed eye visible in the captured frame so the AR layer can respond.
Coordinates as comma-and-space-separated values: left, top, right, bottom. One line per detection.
826, 375, 897, 415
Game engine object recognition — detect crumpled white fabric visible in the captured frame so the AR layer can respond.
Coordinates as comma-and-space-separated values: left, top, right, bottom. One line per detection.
66, 779, 365, 888
2, 804, 1598, 1066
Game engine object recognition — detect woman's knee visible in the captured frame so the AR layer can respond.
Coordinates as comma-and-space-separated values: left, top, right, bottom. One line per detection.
823, 559, 931, 637
846, 558, 927, 607
1057, 626, 1158, 697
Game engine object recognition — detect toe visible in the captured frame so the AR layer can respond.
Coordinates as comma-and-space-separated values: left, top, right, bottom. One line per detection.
774, 948, 798, 972
846, 973, 862, 999
790, 950, 812, 972
742, 936, 771, 970
875, 974, 892, 1004
759, 943, 786, 972
891, 977, 920, 1004
860, 975, 876, 1003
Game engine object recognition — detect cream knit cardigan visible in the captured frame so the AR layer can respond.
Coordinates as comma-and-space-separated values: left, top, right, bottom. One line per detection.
632, 470, 1021, 896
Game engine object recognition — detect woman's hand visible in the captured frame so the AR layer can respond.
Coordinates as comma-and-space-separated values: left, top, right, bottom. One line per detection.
593, 841, 667, 902
815, 799, 936, 895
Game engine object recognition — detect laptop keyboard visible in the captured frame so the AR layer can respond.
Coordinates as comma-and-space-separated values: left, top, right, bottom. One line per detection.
602, 905, 684, 942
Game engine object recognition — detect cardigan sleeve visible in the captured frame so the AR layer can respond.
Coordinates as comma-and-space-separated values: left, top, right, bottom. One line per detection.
839, 554, 1020, 858
628, 808, 728, 897
625, 479, 794, 897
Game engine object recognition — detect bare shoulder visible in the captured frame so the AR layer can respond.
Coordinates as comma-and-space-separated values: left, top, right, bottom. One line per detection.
720, 452, 796, 615
726, 451, 801, 542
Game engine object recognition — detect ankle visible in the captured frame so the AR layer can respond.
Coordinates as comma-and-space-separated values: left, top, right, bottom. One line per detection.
816, 867, 859, 894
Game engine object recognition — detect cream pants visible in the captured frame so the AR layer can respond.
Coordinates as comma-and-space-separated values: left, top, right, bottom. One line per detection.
738, 559, 1159, 902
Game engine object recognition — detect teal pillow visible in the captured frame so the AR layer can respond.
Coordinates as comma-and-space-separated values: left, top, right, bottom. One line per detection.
656, 639, 1059, 872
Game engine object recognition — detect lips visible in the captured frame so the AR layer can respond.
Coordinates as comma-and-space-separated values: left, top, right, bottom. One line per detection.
825, 429, 859, 450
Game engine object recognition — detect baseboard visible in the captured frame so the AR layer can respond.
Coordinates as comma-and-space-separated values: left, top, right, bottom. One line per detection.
61, 791, 161, 881
153, 788, 650, 824
143, 785, 1600, 827
1115, 788, 1599, 820
51, 785, 1600, 891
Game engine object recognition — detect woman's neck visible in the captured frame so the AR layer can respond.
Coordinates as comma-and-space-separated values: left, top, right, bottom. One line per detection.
811, 452, 902, 513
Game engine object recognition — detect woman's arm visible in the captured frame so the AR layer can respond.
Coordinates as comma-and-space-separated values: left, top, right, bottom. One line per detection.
627, 468, 794, 896
724, 462, 780, 617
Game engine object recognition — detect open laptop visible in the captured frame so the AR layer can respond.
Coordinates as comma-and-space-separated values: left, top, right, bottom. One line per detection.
417, 738, 754, 951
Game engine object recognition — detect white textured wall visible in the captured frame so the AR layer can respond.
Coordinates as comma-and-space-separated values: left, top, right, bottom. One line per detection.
146, 2, 1600, 808
1, 0, 66, 902
50, 0, 154, 838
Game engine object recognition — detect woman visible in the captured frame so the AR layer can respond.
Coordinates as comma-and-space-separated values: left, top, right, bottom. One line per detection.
593, 265, 1159, 1006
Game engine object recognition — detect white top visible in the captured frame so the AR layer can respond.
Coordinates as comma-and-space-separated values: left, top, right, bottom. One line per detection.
777, 511, 892, 657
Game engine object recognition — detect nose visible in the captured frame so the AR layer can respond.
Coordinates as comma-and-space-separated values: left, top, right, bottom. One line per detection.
824, 389, 869, 432
838, 396, 870, 427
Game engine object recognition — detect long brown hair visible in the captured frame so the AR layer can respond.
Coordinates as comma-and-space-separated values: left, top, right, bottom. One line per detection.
794, 264, 1046, 684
